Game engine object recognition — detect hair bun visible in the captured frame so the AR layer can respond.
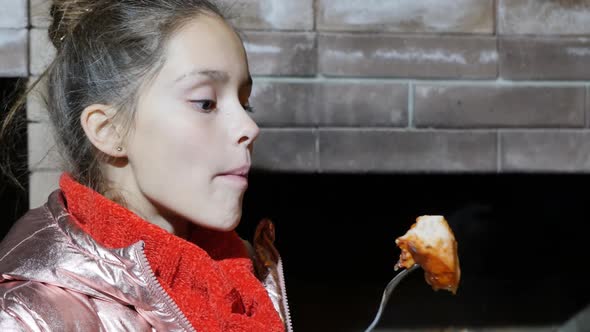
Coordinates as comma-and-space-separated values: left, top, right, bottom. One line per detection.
48, 0, 96, 49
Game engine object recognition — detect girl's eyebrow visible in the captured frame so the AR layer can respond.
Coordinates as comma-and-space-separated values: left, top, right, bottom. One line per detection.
174, 69, 252, 87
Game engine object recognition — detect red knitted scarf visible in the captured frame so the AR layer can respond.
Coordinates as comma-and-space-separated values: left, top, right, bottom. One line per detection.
59, 173, 285, 332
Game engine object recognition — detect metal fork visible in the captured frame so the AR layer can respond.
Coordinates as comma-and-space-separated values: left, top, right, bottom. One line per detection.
364, 264, 420, 332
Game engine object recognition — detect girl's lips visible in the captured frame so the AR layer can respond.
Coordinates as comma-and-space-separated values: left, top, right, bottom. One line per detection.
217, 173, 248, 187
219, 165, 250, 177
217, 164, 250, 187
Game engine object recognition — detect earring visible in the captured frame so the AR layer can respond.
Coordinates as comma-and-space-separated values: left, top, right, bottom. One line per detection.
116, 146, 123, 152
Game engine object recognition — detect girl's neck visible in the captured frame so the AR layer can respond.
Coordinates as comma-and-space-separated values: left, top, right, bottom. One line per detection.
102, 163, 190, 238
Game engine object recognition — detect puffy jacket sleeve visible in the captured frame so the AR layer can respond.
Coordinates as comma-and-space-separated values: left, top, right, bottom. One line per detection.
0, 309, 27, 331
0, 280, 154, 331
0, 280, 105, 331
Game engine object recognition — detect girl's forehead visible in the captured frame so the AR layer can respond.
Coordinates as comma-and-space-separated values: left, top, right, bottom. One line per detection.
169, 15, 243, 53
161, 16, 247, 76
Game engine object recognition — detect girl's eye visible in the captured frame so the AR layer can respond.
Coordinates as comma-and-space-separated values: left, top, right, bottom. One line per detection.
190, 100, 217, 113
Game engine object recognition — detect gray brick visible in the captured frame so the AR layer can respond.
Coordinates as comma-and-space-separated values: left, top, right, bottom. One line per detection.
373, 329, 554, 332
462, 328, 557, 332
319, 129, 496, 172
414, 85, 585, 128
373, 330, 444, 332
243, 32, 316, 76
0, 29, 27, 76
499, 0, 590, 35
500, 37, 590, 80
0, 0, 28, 28
27, 76, 49, 123
31, 0, 52, 28
28, 122, 63, 171
250, 82, 318, 126
318, 0, 494, 34
317, 83, 408, 126
560, 304, 590, 332
319, 34, 497, 78
33, 0, 316, 30
501, 131, 590, 172
251, 82, 408, 127
372, 330, 442, 332
29, 171, 62, 209
252, 129, 318, 172
570, 305, 590, 332
30, 28, 55, 76
220, 0, 313, 30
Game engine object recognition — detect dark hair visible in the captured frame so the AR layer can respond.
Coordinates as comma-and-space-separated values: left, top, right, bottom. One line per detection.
1, 0, 226, 200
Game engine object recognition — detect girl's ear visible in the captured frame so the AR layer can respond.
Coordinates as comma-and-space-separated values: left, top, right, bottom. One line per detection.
80, 104, 126, 158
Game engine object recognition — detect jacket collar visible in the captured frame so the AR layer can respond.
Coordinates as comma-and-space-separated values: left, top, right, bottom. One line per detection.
0, 189, 292, 331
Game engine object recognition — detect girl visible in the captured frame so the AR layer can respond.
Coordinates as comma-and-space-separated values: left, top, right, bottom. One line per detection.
0, 0, 291, 331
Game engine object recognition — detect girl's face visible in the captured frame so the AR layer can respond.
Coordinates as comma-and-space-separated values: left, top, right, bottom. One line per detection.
123, 14, 259, 232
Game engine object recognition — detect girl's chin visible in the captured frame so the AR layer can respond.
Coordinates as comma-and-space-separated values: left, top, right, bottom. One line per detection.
190, 213, 241, 232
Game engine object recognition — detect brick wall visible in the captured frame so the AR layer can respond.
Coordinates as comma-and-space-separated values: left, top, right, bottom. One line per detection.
2, 0, 590, 207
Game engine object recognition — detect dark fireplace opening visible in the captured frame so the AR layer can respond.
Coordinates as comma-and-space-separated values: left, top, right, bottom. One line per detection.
0, 78, 28, 238
239, 172, 590, 332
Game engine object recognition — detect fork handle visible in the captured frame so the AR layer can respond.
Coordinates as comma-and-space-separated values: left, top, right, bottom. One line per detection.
364, 264, 420, 332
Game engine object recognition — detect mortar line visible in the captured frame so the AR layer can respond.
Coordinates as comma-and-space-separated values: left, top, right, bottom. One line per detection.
496, 130, 502, 173
408, 82, 414, 128
252, 76, 590, 86
315, 127, 321, 173
585, 83, 589, 128
259, 127, 589, 132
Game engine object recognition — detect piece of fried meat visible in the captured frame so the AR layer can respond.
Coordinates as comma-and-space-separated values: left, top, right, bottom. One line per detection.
395, 215, 460, 294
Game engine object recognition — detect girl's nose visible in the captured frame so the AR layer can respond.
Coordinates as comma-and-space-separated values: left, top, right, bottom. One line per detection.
237, 112, 260, 147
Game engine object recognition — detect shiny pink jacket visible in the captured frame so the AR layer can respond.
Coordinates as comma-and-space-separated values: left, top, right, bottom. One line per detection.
0, 191, 292, 331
